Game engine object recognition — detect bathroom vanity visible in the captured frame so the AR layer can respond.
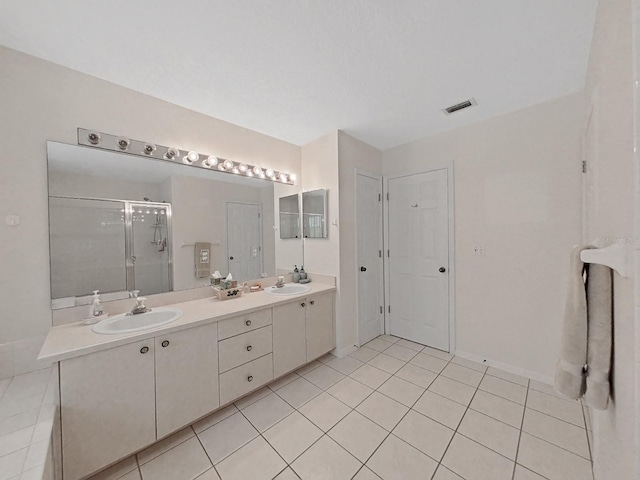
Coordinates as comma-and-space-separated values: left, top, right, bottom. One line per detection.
39, 284, 335, 480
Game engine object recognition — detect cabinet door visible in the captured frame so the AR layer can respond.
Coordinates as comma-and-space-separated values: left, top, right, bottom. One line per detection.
273, 301, 307, 378
155, 323, 219, 439
60, 340, 156, 480
306, 293, 335, 361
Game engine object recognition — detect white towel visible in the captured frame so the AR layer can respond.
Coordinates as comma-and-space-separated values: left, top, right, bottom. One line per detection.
554, 245, 590, 400
584, 263, 612, 410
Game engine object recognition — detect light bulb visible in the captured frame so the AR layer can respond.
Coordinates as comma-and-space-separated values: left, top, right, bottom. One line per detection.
87, 131, 101, 145
223, 159, 234, 170
165, 147, 180, 160
142, 143, 156, 155
253, 166, 263, 176
218, 164, 227, 172
116, 137, 130, 151
289, 173, 297, 181
202, 156, 218, 168
232, 167, 239, 174
238, 164, 248, 173
260, 173, 266, 179
266, 169, 275, 178
160, 210, 165, 215
280, 174, 288, 182
246, 170, 254, 177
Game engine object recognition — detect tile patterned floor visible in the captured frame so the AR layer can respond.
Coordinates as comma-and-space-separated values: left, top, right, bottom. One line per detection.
89, 335, 594, 480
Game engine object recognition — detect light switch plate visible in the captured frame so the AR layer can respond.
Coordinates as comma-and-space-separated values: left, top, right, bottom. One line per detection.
5, 215, 20, 226
473, 245, 485, 256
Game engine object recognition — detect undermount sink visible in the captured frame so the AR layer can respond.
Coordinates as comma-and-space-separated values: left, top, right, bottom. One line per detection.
92, 307, 183, 335
264, 283, 312, 296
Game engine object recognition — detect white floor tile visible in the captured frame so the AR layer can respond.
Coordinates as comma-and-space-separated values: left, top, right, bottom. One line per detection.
363, 338, 393, 352
195, 468, 221, 480
470, 389, 524, 428
442, 434, 514, 480
298, 392, 351, 432
529, 380, 565, 399
514, 464, 547, 480
366, 435, 438, 480
458, 409, 520, 460
450, 356, 488, 373
139, 436, 211, 480
296, 361, 322, 376
352, 466, 382, 479
273, 467, 300, 480
197, 412, 258, 464
233, 386, 271, 410
328, 410, 387, 462
242, 393, 294, 432
526, 390, 585, 427
291, 436, 362, 480
137, 427, 194, 465
348, 347, 380, 363
0, 447, 27, 480
316, 353, 337, 364
367, 353, 406, 374
326, 377, 374, 408
0, 425, 33, 457
394, 363, 437, 388
517, 433, 593, 480
86, 456, 138, 480
409, 353, 448, 373
479, 375, 527, 405
302, 365, 345, 390
487, 367, 529, 387
269, 372, 301, 391
192, 404, 238, 434
216, 436, 287, 480
432, 466, 464, 480
349, 364, 391, 390
522, 408, 590, 459
441, 363, 484, 387
356, 392, 408, 431
412, 390, 467, 430
395, 339, 425, 352
378, 335, 400, 344
377, 376, 425, 407
324, 356, 363, 375
392, 410, 454, 461
263, 411, 323, 463
421, 346, 453, 361
275, 378, 322, 409
383, 345, 418, 362
428, 375, 476, 406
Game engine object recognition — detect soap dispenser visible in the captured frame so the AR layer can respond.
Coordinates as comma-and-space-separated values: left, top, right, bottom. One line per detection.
83, 290, 106, 325
293, 265, 301, 283
299, 266, 307, 280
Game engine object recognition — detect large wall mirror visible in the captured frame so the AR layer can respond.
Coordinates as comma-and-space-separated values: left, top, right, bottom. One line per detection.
47, 141, 303, 309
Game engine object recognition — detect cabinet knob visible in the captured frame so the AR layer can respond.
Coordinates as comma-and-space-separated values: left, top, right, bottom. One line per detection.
246, 345, 253, 351
245, 320, 252, 326
439, 267, 446, 273
140, 346, 149, 354
161, 340, 170, 348
247, 375, 253, 382
301, 302, 306, 307
310, 300, 315, 305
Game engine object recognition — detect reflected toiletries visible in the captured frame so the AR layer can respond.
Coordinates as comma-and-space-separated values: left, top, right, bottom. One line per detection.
293, 265, 301, 283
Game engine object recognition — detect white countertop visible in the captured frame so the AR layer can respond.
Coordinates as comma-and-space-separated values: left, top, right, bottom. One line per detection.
39, 283, 336, 363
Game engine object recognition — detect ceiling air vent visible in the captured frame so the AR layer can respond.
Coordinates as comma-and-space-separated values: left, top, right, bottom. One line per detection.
442, 98, 477, 115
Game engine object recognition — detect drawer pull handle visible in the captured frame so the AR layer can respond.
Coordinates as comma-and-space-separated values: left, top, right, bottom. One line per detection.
247, 375, 253, 382
310, 300, 315, 305
246, 345, 253, 351
301, 302, 306, 307
245, 320, 252, 326
161, 340, 170, 348
140, 346, 149, 354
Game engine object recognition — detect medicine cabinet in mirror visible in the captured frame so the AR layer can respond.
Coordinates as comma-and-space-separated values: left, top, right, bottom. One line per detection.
302, 189, 328, 238
278, 193, 300, 239
47, 141, 303, 309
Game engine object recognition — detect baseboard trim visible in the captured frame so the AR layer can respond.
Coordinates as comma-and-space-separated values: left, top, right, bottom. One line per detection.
454, 350, 554, 385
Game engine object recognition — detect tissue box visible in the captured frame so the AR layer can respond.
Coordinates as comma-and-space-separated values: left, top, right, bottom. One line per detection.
212, 286, 243, 301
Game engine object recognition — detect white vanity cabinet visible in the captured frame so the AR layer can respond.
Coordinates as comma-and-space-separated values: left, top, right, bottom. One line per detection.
60, 339, 156, 480
273, 300, 307, 378
306, 293, 336, 361
155, 322, 219, 438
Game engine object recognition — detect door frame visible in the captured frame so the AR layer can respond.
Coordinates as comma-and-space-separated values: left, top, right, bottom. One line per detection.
225, 201, 264, 280
383, 162, 456, 353
354, 168, 385, 346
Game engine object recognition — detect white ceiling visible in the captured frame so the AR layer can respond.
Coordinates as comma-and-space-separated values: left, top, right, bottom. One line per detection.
0, 1, 597, 150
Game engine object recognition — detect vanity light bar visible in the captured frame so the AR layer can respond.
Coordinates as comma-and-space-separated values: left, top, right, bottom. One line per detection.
77, 128, 296, 184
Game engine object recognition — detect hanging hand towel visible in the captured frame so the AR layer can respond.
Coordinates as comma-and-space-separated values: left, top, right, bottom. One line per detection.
554, 245, 591, 400
194, 242, 211, 278
584, 263, 613, 410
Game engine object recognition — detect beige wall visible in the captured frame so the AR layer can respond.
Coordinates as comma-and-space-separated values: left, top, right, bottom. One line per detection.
0, 46, 300, 377
337, 132, 382, 351
383, 93, 584, 379
583, 0, 636, 478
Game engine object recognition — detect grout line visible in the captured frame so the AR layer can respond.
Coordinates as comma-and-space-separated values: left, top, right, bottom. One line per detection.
582, 406, 594, 462
511, 378, 530, 480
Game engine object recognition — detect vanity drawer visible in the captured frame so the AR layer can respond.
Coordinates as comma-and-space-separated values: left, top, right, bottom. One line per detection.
219, 325, 273, 373
217, 309, 272, 340
219, 353, 273, 405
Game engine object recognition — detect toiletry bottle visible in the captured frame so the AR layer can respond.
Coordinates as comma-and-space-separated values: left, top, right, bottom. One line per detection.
299, 265, 307, 280
90, 290, 104, 317
293, 265, 301, 283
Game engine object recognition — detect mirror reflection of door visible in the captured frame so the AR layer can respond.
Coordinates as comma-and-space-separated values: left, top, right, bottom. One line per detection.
226, 202, 262, 281
302, 189, 327, 238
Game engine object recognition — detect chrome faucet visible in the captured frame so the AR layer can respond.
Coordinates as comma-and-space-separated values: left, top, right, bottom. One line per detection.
275, 276, 285, 288
128, 291, 151, 315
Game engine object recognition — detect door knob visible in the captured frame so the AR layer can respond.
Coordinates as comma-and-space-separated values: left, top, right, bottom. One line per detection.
230, 256, 234, 260
161, 340, 170, 348
360, 266, 367, 272
439, 267, 446, 273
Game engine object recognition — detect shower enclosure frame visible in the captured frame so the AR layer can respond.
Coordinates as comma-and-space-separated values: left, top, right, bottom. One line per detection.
50, 195, 173, 296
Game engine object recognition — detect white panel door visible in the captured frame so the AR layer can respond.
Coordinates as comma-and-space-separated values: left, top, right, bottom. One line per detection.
227, 202, 262, 281
388, 169, 449, 350
356, 173, 384, 346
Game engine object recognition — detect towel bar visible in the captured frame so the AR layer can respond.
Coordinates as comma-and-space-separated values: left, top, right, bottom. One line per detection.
580, 242, 631, 278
